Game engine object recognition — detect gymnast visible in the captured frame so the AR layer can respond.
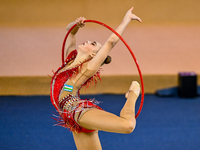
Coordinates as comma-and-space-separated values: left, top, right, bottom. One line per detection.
50, 7, 142, 150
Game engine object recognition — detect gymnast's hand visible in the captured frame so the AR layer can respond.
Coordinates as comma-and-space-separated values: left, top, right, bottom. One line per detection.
124, 7, 142, 23
76, 17, 86, 28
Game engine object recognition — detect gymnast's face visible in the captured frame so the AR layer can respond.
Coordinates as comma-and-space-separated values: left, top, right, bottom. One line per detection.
78, 40, 102, 57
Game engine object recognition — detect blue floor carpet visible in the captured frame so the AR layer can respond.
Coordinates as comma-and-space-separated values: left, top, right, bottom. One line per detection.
0, 94, 200, 150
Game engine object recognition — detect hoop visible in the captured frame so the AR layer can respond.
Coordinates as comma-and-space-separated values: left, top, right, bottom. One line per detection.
61, 20, 144, 118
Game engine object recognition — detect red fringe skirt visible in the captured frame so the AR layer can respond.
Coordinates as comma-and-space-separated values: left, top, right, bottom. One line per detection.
53, 94, 102, 133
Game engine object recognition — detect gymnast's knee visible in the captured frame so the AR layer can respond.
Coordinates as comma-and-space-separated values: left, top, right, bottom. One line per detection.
122, 120, 136, 134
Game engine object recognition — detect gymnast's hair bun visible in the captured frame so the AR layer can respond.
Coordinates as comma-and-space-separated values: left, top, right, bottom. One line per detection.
101, 55, 112, 66
104, 55, 112, 64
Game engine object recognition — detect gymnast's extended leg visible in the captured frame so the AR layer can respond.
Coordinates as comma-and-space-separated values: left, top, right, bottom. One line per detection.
72, 81, 140, 150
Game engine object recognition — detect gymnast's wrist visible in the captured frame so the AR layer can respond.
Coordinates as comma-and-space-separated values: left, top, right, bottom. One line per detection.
66, 22, 76, 31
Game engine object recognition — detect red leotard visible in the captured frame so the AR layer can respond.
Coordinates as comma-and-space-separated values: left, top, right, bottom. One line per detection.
50, 50, 102, 133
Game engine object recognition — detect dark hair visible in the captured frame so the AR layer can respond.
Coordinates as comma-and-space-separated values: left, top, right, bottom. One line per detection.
101, 55, 112, 66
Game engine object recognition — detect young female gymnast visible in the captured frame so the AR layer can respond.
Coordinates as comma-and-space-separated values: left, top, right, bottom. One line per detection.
50, 7, 142, 150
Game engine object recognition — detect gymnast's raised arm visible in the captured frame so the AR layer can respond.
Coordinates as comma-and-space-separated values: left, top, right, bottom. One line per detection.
88, 7, 142, 70
65, 17, 86, 57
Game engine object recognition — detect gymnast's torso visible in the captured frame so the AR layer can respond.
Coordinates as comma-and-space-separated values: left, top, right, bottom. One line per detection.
50, 50, 102, 132
57, 62, 98, 110
59, 62, 97, 100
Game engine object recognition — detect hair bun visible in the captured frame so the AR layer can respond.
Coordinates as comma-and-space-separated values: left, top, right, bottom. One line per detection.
104, 55, 112, 64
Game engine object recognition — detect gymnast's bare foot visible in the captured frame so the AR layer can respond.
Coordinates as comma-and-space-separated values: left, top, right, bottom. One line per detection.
125, 81, 141, 99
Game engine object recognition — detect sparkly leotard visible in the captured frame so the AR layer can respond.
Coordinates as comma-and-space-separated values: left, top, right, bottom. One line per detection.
50, 50, 102, 133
